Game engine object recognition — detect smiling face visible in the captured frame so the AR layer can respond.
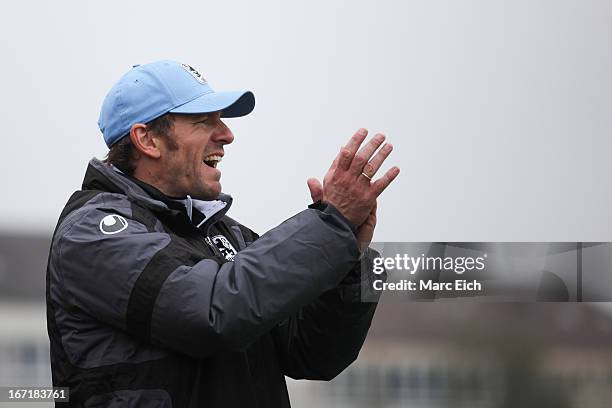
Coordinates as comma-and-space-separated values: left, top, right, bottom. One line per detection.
156, 112, 234, 200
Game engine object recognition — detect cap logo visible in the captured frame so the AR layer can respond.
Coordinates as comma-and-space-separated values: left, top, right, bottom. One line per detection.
181, 63, 207, 84
100, 214, 128, 235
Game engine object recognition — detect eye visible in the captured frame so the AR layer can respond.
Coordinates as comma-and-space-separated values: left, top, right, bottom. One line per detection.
192, 115, 210, 125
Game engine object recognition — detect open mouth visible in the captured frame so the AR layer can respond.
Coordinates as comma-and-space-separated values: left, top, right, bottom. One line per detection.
203, 155, 222, 169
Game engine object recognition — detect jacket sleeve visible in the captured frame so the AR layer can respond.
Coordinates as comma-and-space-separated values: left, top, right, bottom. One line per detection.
271, 247, 385, 380
51, 202, 360, 359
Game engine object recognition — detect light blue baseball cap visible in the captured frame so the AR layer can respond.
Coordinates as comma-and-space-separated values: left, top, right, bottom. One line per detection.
98, 60, 255, 147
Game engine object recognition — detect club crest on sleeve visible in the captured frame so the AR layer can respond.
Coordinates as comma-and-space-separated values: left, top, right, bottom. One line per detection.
99, 214, 128, 235
211, 235, 237, 261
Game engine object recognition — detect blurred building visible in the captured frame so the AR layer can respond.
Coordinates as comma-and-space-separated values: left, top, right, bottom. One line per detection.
288, 297, 612, 408
1, 233, 612, 408
0, 233, 51, 388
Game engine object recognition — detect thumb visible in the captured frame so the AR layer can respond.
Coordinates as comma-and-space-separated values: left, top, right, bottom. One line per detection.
307, 178, 323, 203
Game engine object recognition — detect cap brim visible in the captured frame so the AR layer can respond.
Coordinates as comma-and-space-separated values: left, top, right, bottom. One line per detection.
169, 90, 255, 118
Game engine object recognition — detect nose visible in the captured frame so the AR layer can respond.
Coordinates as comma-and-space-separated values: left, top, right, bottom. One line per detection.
213, 119, 235, 145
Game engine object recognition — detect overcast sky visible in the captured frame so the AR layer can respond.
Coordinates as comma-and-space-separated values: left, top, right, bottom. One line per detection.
1, 0, 611, 242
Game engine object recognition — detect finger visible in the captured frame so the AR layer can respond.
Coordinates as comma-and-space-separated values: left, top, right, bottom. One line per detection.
371, 166, 400, 196
360, 202, 377, 227
328, 146, 342, 173
350, 133, 386, 175
337, 128, 368, 170
365, 209, 377, 228
362, 143, 393, 179
307, 178, 323, 202
364, 203, 377, 227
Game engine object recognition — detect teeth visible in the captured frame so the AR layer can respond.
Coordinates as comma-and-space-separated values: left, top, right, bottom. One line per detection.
203, 155, 222, 168
203, 155, 222, 162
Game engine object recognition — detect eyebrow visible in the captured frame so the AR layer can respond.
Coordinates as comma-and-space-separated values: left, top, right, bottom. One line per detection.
191, 114, 210, 122
191, 112, 220, 122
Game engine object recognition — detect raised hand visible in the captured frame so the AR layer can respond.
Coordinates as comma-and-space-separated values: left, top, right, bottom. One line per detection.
307, 128, 400, 229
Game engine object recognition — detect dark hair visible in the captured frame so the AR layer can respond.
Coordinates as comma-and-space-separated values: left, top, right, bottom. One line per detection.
104, 113, 176, 175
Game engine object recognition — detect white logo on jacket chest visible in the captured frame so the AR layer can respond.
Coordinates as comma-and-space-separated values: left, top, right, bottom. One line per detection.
210, 235, 237, 261
99, 214, 128, 235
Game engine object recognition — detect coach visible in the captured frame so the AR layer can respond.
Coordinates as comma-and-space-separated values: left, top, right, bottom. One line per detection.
45, 60, 399, 407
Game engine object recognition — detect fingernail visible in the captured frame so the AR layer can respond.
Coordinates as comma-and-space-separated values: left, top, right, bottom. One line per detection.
359, 128, 367, 136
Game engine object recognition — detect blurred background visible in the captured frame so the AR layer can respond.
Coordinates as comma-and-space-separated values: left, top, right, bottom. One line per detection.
1, 0, 611, 407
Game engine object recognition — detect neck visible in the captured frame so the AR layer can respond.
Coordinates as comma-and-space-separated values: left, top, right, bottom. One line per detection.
132, 164, 181, 198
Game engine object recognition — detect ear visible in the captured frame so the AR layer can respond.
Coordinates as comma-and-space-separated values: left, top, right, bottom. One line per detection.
129, 123, 161, 159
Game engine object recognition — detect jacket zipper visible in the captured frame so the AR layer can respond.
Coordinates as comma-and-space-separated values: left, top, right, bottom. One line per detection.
203, 236, 224, 258
199, 203, 232, 259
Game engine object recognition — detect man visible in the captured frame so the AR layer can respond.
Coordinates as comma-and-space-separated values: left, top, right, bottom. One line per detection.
46, 60, 399, 407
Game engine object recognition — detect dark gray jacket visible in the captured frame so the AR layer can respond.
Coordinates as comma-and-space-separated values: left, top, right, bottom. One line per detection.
46, 158, 381, 407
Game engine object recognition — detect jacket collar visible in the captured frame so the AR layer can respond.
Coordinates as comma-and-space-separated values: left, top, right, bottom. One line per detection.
82, 158, 232, 228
